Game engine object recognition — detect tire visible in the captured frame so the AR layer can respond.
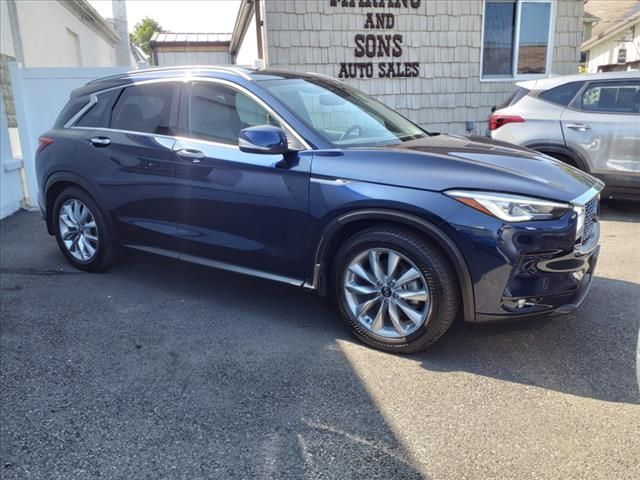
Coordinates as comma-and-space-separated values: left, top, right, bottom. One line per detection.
52, 186, 118, 272
333, 225, 459, 353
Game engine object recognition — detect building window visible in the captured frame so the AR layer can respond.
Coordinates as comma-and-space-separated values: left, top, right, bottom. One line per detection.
481, 0, 554, 79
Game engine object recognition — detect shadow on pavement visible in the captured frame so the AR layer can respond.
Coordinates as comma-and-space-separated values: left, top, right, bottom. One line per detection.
600, 201, 640, 223
418, 276, 640, 404
1, 212, 424, 479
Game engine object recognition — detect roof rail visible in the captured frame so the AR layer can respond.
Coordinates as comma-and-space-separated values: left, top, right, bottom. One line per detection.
305, 71, 342, 82
88, 65, 253, 84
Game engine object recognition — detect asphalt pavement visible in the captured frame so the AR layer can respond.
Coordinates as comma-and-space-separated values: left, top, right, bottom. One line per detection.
1, 203, 639, 479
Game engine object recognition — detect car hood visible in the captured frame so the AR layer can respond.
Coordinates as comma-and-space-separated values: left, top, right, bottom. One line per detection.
311, 134, 602, 202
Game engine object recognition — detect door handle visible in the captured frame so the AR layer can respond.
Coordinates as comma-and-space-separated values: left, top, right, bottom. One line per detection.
90, 136, 111, 147
566, 123, 591, 132
176, 148, 205, 161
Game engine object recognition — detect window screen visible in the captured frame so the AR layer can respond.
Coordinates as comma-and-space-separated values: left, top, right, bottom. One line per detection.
482, 1, 516, 77
482, 1, 553, 78
111, 82, 179, 135
517, 2, 551, 74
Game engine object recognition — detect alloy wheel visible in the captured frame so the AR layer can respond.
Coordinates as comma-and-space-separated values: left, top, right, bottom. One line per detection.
343, 248, 431, 339
58, 199, 99, 262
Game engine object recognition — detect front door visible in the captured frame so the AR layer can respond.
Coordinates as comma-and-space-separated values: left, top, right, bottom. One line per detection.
561, 79, 640, 178
172, 80, 311, 282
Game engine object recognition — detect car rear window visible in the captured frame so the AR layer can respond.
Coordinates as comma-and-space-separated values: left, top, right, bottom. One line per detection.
497, 87, 529, 110
76, 89, 121, 128
54, 97, 89, 128
539, 81, 585, 106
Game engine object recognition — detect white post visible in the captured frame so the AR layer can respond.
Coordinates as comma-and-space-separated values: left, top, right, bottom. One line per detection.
112, 0, 131, 67
8, 62, 35, 208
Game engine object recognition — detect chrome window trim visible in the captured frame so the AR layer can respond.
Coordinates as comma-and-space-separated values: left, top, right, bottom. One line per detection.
187, 77, 311, 150
70, 125, 268, 153
64, 78, 185, 129
63, 94, 98, 128
567, 79, 640, 116
65, 75, 313, 151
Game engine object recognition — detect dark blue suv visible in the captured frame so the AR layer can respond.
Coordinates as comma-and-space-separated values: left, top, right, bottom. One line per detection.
36, 67, 603, 352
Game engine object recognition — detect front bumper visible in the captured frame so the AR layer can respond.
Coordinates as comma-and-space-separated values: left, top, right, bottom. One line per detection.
475, 244, 599, 323
442, 187, 602, 323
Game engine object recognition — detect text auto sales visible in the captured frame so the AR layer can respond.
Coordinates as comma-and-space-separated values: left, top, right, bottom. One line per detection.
331, 0, 422, 79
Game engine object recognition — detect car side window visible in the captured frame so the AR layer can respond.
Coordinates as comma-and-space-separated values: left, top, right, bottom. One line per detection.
580, 81, 640, 114
539, 81, 584, 107
111, 82, 179, 135
187, 82, 280, 145
76, 89, 121, 128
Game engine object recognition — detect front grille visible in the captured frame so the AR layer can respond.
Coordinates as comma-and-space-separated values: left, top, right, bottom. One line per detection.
581, 196, 598, 243
575, 194, 600, 252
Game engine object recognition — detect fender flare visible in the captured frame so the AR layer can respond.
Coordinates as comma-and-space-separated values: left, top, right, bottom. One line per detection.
311, 209, 476, 323
43, 171, 111, 235
525, 143, 591, 173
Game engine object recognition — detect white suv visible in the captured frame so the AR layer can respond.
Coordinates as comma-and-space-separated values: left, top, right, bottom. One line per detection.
490, 71, 640, 200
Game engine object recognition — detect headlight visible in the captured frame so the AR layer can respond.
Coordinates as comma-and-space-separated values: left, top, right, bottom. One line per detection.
445, 190, 571, 222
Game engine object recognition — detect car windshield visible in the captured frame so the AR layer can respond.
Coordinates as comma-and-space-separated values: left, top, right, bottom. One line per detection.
259, 77, 427, 147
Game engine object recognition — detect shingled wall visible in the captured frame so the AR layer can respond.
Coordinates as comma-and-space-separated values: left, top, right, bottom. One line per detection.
263, 0, 583, 135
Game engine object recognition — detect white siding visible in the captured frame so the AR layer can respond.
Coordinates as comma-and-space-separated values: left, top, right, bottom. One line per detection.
10, 0, 118, 67
586, 21, 640, 72
0, 1, 15, 58
235, 16, 260, 66
156, 50, 232, 66
263, 0, 583, 135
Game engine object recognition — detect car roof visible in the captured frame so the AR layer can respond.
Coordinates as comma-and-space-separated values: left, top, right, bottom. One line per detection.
73, 65, 331, 98
516, 71, 640, 91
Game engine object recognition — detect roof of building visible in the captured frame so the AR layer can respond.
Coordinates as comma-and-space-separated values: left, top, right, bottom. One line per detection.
582, 0, 640, 50
150, 32, 232, 45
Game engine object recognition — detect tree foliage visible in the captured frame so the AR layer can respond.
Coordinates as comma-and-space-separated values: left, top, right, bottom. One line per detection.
129, 17, 164, 61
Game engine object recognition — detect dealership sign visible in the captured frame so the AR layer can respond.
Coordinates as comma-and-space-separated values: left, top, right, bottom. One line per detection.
331, 0, 421, 79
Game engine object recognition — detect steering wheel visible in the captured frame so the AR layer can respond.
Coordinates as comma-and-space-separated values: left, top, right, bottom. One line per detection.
339, 125, 363, 141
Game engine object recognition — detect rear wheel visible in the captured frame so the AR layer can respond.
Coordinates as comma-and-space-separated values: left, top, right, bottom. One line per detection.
334, 226, 459, 353
53, 187, 118, 271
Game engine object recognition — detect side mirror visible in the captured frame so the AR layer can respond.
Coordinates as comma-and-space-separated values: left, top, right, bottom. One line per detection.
238, 125, 288, 155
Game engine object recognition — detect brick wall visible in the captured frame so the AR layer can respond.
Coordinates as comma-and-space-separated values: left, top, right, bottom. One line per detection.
263, 0, 583, 135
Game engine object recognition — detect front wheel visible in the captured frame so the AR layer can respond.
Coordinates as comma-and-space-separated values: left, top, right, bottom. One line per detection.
334, 226, 459, 353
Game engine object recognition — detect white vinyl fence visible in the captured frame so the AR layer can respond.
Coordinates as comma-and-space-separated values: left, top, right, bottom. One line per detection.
1, 65, 129, 218
0, 94, 23, 219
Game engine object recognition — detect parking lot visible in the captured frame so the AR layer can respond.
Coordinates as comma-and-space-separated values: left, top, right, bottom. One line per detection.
1, 203, 639, 479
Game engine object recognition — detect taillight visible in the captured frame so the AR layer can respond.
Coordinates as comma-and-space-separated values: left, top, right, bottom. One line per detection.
37, 136, 54, 154
489, 114, 525, 131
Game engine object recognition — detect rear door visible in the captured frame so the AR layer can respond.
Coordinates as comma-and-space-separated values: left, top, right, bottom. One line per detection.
73, 81, 183, 250
171, 79, 312, 282
561, 80, 640, 177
